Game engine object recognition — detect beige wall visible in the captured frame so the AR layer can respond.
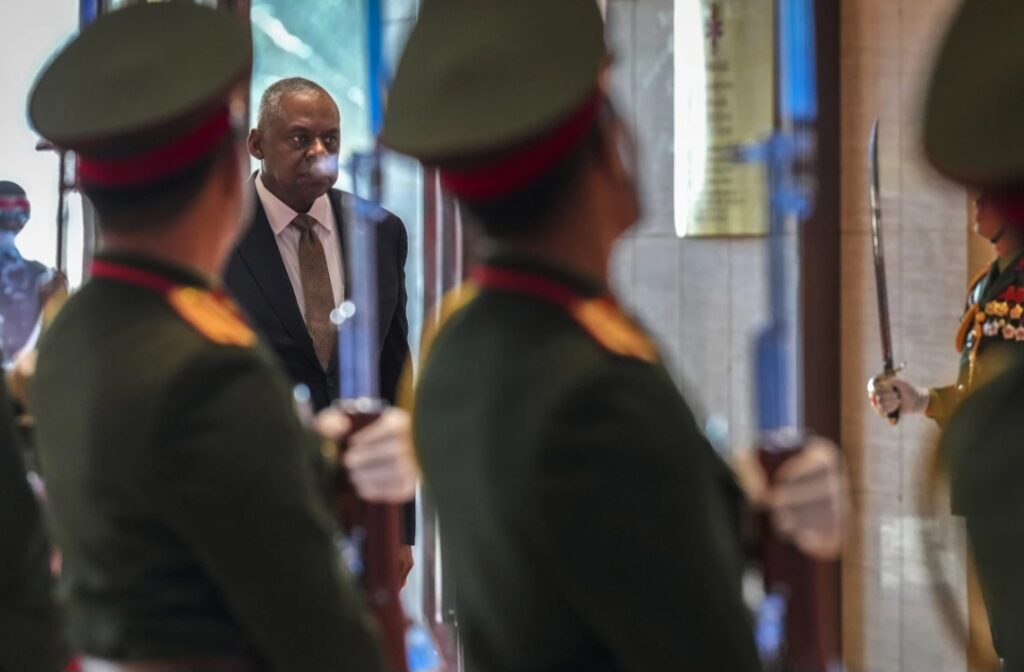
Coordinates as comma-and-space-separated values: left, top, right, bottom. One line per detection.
841, 0, 981, 669
607, 0, 773, 449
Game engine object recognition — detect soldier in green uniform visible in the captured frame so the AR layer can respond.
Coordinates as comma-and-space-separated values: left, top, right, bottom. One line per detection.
919, 2, 1024, 668
27, 4, 417, 671
868, 189, 1024, 426
0, 373, 66, 672
382, 1, 842, 670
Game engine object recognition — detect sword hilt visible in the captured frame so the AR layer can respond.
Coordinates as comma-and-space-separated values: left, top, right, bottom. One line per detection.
871, 363, 905, 425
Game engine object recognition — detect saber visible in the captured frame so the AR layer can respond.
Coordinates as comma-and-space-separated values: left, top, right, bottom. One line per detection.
868, 119, 902, 424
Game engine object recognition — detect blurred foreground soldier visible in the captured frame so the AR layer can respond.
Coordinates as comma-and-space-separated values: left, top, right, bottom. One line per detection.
384, 1, 842, 670
923, 2, 1024, 668
27, 4, 416, 671
0, 374, 66, 672
867, 188, 1024, 426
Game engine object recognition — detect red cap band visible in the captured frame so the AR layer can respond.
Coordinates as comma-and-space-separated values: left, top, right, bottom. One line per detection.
78, 107, 232, 189
440, 92, 603, 201
0, 197, 29, 211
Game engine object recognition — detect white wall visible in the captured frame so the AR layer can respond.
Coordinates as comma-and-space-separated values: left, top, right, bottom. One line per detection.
0, 0, 79, 270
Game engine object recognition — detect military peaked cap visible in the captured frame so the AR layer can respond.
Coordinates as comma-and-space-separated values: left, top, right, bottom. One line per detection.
924, 0, 1024, 188
28, 2, 251, 190
382, 0, 607, 200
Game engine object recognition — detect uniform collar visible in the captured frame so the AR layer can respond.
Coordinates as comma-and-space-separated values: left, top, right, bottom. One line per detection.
92, 250, 212, 289
478, 254, 609, 300
255, 172, 334, 237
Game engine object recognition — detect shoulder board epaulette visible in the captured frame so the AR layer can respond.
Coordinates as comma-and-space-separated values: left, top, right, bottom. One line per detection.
399, 283, 479, 411
570, 299, 659, 363
167, 286, 256, 347
419, 283, 479, 357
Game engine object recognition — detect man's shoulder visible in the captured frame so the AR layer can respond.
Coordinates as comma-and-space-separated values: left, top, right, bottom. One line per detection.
42, 281, 259, 370
330, 188, 404, 230
425, 291, 673, 411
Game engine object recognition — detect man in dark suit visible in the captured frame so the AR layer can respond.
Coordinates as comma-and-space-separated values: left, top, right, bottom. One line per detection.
224, 77, 415, 565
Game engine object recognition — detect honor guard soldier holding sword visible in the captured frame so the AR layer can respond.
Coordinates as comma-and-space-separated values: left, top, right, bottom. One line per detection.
917, 2, 1024, 669
383, 1, 843, 670
868, 111, 1024, 425
868, 192, 1024, 425
27, 4, 416, 672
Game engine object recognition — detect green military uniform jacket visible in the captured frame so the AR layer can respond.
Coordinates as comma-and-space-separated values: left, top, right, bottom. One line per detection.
928, 251, 1024, 425
0, 377, 66, 672
31, 252, 384, 671
413, 257, 760, 672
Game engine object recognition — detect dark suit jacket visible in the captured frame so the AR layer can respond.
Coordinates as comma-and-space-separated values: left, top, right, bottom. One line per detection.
226, 178, 410, 411
225, 177, 414, 541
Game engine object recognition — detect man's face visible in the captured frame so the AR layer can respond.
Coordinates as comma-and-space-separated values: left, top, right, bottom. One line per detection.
249, 90, 341, 212
974, 192, 1006, 242
0, 196, 29, 235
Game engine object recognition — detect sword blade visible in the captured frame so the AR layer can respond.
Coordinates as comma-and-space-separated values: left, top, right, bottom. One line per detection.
868, 118, 896, 374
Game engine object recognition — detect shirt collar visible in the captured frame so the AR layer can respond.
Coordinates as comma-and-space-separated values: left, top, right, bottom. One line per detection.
255, 172, 334, 237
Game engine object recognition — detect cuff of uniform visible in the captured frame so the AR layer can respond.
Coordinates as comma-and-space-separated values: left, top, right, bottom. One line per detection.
925, 385, 962, 426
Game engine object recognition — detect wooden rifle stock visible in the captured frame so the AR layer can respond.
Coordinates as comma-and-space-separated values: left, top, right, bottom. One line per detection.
336, 404, 408, 672
757, 446, 839, 671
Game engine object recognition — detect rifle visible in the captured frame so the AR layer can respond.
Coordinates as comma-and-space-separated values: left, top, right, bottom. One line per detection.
737, 0, 840, 669
419, 171, 467, 671
333, 1, 407, 670
335, 3, 447, 671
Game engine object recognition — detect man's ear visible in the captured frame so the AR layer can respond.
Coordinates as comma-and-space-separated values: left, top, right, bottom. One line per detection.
247, 128, 264, 160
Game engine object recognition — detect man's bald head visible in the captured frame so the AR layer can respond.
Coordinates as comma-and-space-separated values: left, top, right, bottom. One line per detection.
256, 77, 338, 131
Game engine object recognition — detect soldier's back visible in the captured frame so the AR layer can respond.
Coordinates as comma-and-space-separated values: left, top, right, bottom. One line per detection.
31, 253, 380, 669
33, 254, 276, 656
414, 260, 759, 672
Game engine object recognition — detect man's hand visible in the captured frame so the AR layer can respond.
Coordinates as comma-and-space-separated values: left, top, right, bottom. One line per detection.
867, 374, 929, 417
315, 407, 419, 504
398, 545, 415, 587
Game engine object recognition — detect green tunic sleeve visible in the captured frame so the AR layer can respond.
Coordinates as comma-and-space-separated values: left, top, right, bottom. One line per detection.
155, 348, 385, 672
529, 363, 760, 672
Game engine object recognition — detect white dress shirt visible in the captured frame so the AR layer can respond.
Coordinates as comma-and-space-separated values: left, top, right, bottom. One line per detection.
255, 173, 345, 320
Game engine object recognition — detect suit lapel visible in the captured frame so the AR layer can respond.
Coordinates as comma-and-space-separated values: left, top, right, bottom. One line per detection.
329, 189, 352, 299
237, 180, 321, 370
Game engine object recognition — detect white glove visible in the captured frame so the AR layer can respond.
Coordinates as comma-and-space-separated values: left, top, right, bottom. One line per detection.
867, 374, 929, 417
767, 437, 844, 561
314, 407, 420, 504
